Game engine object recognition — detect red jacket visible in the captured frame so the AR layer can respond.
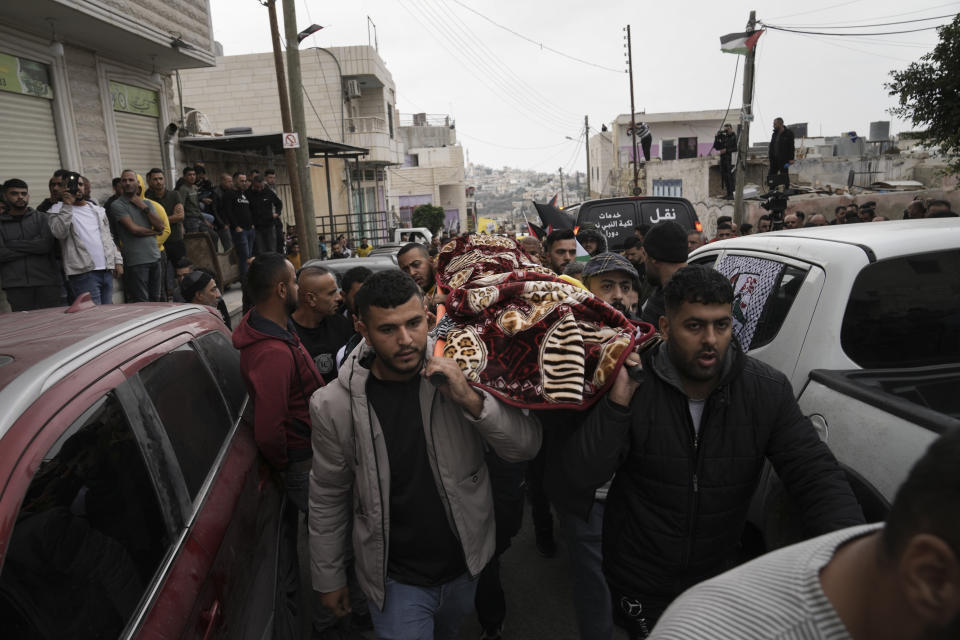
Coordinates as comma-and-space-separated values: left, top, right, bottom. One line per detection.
233, 309, 324, 469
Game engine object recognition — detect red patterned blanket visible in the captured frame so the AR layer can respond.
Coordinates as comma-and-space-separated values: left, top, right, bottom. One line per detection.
434, 235, 656, 410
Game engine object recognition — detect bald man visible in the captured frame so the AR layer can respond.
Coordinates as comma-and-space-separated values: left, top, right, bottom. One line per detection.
290, 265, 353, 380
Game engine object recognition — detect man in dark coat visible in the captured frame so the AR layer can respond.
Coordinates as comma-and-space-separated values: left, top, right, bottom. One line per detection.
564, 265, 864, 638
768, 117, 795, 185
714, 124, 737, 199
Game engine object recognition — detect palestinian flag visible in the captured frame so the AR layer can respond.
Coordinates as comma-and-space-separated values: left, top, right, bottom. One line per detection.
575, 239, 591, 262
527, 221, 546, 240
720, 30, 763, 55
533, 200, 575, 232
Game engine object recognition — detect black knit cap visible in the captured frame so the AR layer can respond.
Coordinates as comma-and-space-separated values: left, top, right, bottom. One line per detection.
181, 270, 213, 303
643, 221, 688, 263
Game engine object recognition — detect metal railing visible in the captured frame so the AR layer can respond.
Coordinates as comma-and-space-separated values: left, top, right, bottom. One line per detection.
346, 116, 387, 134
399, 113, 454, 128
315, 211, 394, 250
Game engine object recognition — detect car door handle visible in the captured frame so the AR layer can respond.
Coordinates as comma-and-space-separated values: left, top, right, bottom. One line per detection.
201, 600, 221, 640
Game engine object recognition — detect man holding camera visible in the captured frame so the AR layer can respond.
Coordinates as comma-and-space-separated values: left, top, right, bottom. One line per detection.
713, 124, 737, 199
48, 172, 123, 305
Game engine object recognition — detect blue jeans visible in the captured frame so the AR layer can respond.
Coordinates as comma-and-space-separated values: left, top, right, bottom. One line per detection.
231, 228, 256, 279
68, 270, 114, 305
370, 573, 477, 640
560, 501, 613, 640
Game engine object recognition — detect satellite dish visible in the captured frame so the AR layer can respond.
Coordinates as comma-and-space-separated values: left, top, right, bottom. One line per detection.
184, 109, 213, 136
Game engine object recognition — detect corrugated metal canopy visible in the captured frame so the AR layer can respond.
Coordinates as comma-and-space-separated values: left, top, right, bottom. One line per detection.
179, 133, 368, 158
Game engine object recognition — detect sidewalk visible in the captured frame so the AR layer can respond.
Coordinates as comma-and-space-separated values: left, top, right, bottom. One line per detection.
222, 286, 244, 327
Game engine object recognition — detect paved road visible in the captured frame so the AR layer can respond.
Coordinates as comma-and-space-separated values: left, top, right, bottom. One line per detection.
299, 503, 627, 640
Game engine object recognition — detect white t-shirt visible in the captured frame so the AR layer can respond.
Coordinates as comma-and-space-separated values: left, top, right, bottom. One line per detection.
51, 201, 107, 270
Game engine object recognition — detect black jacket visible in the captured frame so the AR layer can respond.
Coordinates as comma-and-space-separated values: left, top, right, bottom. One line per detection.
563, 343, 864, 602
250, 187, 283, 229
225, 189, 253, 230
769, 127, 795, 168
0, 208, 61, 288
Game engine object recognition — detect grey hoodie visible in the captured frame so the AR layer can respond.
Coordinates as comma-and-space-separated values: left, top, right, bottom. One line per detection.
308, 338, 542, 608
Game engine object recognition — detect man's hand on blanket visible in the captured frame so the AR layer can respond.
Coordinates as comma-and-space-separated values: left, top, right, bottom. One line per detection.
423, 355, 485, 419
609, 351, 642, 408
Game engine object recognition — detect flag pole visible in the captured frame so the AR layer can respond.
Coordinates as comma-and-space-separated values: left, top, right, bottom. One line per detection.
733, 10, 757, 228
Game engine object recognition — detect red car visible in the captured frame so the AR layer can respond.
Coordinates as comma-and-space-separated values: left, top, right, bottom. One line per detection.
0, 297, 294, 639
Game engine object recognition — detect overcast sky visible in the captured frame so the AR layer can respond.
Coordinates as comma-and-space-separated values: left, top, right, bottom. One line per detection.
208, 0, 954, 173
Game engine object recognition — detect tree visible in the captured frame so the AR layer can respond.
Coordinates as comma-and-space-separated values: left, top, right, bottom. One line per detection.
887, 14, 960, 173
411, 204, 446, 235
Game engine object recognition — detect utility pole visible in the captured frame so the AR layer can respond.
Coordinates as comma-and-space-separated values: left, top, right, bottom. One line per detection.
626, 25, 640, 196
558, 167, 566, 208
266, 0, 309, 260
584, 115, 591, 199
733, 10, 757, 227
282, 0, 317, 260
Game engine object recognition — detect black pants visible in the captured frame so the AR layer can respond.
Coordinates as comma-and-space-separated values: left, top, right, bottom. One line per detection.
640, 133, 652, 162
4, 285, 61, 311
525, 445, 553, 538
475, 453, 527, 633
255, 226, 276, 256
720, 153, 734, 195
768, 162, 790, 188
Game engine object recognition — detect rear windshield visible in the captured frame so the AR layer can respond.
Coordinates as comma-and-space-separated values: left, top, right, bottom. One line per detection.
841, 249, 960, 368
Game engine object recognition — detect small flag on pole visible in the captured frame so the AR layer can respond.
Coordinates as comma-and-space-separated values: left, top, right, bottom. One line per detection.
297, 24, 324, 44
720, 30, 763, 55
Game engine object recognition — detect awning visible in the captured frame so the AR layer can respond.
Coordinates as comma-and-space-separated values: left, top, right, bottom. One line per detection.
179, 133, 368, 158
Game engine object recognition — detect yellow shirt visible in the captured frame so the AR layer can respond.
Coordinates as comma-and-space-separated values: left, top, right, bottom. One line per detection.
356, 243, 373, 257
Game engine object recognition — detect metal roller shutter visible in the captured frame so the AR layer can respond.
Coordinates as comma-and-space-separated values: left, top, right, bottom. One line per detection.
115, 111, 163, 177
0, 90, 61, 191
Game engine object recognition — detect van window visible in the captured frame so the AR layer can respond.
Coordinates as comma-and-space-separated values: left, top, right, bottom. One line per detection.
194, 331, 246, 420
0, 394, 169, 637
140, 345, 232, 498
842, 250, 960, 368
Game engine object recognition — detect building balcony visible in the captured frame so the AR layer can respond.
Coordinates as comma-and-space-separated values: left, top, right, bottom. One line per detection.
347, 116, 387, 134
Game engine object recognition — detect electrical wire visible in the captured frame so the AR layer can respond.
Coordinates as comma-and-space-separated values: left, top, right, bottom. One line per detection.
398, 0, 579, 132
447, 0, 622, 73
767, 0, 870, 22
718, 55, 741, 132
409, 0, 580, 130
771, 3, 960, 27
779, 29, 916, 62
762, 23, 948, 36
299, 0, 343, 142
457, 131, 572, 151
775, 12, 957, 29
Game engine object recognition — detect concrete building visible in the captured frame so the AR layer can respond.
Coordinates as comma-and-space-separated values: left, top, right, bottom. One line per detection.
588, 128, 615, 198
0, 0, 215, 200
0, 0, 216, 311
388, 113, 467, 233
613, 109, 737, 167
178, 45, 403, 242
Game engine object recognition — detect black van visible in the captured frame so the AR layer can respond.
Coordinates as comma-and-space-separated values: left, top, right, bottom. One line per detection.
569, 196, 702, 252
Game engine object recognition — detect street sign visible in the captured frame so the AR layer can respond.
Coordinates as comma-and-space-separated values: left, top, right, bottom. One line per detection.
282, 132, 300, 149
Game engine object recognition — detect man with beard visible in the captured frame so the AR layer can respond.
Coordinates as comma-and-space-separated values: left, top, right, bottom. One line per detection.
290, 265, 353, 381
309, 270, 540, 639
652, 430, 960, 640
583, 252, 639, 321
565, 265, 864, 638
397, 242, 437, 298
622, 236, 653, 309
233, 252, 323, 509
639, 221, 688, 327
544, 228, 577, 275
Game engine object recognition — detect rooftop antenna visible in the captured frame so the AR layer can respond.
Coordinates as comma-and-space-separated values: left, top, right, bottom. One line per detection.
367, 16, 378, 51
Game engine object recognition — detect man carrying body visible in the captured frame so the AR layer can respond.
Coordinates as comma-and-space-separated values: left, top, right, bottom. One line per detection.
0, 179, 61, 310
639, 221, 688, 327
768, 117, 795, 185
109, 170, 165, 302
397, 242, 437, 299
651, 429, 960, 640
583, 252, 640, 322
290, 265, 353, 381
544, 228, 577, 275
308, 269, 541, 639
49, 174, 123, 304
565, 265, 864, 637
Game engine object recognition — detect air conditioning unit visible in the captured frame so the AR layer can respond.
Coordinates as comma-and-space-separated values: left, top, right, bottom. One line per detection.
345, 79, 361, 99
184, 109, 213, 136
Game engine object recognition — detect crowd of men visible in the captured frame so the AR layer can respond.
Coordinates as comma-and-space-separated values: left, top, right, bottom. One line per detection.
3, 161, 960, 640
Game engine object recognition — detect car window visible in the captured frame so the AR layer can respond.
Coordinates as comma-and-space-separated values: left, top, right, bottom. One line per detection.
139, 345, 233, 499
841, 249, 960, 368
0, 393, 169, 638
193, 331, 246, 421
751, 265, 807, 349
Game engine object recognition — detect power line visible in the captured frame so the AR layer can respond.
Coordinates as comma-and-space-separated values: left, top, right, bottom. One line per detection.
448, 0, 623, 74
783, 29, 916, 62
719, 55, 741, 132
768, 0, 870, 22
773, 3, 960, 27
457, 131, 572, 151
762, 23, 948, 36
776, 12, 958, 29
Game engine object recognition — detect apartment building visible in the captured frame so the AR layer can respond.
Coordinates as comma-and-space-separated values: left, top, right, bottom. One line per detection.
0, 0, 215, 199
388, 114, 467, 233
178, 45, 403, 239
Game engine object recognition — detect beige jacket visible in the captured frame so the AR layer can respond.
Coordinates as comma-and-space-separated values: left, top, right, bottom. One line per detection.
308, 339, 542, 608
47, 202, 122, 276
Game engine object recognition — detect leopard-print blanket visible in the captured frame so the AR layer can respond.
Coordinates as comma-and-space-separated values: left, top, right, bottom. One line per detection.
434, 235, 656, 410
